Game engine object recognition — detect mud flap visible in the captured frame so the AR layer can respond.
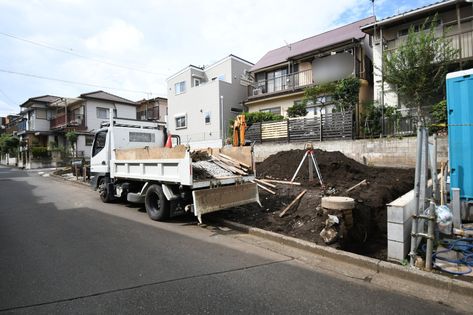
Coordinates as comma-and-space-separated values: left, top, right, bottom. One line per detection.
192, 182, 261, 223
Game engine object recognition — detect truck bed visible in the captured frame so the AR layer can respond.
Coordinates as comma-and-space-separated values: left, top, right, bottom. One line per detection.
112, 145, 255, 188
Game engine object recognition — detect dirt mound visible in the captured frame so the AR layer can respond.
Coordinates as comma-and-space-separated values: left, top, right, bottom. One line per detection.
257, 149, 370, 185
214, 149, 414, 260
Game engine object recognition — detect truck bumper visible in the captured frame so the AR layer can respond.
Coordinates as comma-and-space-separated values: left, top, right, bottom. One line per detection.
191, 182, 260, 223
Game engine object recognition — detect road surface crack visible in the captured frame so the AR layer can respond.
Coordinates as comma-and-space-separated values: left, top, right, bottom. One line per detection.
0, 258, 293, 312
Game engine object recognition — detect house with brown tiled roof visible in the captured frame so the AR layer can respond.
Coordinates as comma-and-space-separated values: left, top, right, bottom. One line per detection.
245, 17, 375, 125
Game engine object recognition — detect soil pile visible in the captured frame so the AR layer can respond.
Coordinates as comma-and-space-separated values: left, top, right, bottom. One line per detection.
214, 149, 414, 260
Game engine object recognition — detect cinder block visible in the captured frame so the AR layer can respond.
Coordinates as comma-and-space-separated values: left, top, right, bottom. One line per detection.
387, 190, 415, 223
387, 218, 412, 242
388, 240, 410, 263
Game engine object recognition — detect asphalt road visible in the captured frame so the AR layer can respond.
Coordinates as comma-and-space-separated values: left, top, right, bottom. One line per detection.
0, 166, 463, 314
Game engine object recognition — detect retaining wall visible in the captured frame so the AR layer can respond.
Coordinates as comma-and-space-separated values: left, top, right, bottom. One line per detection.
253, 135, 448, 168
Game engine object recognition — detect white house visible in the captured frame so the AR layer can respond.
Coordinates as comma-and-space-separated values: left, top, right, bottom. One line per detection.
49, 90, 138, 158
166, 54, 253, 148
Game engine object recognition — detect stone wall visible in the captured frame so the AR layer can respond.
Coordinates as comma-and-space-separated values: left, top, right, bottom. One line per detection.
253, 136, 448, 168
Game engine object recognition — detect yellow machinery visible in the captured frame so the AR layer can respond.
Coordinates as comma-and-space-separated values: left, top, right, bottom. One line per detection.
232, 115, 247, 146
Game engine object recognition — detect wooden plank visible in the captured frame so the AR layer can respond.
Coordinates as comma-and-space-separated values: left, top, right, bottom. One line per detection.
219, 153, 251, 168
255, 178, 277, 188
115, 145, 187, 160
262, 179, 301, 186
346, 179, 367, 192
212, 157, 247, 175
251, 180, 276, 195
279, 190, 307, 217
219, 147, 252, 169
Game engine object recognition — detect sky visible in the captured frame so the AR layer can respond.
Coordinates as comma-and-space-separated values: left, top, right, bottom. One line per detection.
0, 0, 437, 117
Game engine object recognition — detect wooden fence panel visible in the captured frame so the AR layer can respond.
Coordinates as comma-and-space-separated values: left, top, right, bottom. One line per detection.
261, 120, 288, 141
288, 117, 321, 141
245, 111, 353, 143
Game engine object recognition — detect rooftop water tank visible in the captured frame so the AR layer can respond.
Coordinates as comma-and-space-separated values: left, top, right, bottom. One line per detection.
446, 68, 473, 200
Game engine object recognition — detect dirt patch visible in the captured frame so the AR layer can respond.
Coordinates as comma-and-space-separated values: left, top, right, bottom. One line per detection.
213, 149, 414, 260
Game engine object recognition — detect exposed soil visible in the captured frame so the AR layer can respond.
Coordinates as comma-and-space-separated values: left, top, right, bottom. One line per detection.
213, 149, 414, 260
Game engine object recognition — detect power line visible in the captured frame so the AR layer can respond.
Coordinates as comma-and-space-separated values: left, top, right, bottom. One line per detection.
0, 87, 17, 106
0, 31, 169, 76
0, 68, 162, 96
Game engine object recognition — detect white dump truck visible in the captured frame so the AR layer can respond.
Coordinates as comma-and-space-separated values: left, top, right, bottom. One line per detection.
90, 116, 260, 223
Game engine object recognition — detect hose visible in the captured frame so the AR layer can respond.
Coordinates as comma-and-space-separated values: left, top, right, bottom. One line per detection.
432, 238, 473, 275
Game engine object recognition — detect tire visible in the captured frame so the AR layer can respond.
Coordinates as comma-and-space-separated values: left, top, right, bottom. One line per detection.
145, 184, 170, 221
98, 177, 113, 203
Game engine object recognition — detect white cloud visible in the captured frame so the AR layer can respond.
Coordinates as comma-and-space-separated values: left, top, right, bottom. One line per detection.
0, 0, 433, 117
85, 19, 144, 54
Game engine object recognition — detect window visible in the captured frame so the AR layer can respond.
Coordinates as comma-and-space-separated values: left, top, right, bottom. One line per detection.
267, 68, 288, 93
175, 81, 186, 94
92, 131, 107, 156
175, 115, 187, 129
204, 112, 211, 124
260, 107, 281, 115
194, 78, 201, 87
85, 135, 94, 146
96, 107, 109, 119
36, 109, 47, 119
129, 132, 155, 142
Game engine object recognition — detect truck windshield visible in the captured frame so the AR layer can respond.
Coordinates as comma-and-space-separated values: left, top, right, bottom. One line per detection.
92, 131, 107, 157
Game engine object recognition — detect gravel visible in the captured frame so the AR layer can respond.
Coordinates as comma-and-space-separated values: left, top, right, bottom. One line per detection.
192, 161, 234, 178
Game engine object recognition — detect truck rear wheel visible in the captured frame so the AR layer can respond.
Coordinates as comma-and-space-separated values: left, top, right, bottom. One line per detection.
98, 177, 113, 203
145, 184, 170, 221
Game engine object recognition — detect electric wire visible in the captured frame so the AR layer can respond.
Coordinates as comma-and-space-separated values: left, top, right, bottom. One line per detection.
0, 31, 168, 76
0, 68, 161, 96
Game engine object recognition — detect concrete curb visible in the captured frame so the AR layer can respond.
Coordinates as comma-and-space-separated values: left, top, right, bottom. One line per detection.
217, 218, 473, 297
49, 173, 91, 188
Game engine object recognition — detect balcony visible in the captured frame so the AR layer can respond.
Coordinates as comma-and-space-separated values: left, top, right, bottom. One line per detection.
385, 24, 473, 60
249, 69, 313, 98
50, 114, 86, 130
16, 120, 27, 133
137, 107, 160, 121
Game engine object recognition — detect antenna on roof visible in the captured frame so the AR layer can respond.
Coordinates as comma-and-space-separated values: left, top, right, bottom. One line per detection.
284, 40, 292, 50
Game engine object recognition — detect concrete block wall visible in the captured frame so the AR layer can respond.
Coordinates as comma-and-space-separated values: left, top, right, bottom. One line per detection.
387, 183, 433, 263
253, 136, 448, 168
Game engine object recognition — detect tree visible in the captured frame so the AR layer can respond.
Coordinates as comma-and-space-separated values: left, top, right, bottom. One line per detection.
66, 131, 78, 157
303, 82, 337, 107
287, 102, 307, 117
0, 134, 19, 155
382, 15, 458, 121
333, 76, 360, 112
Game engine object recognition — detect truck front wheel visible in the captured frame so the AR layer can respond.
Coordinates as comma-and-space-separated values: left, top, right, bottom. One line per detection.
145, 185, 170, 221
98, 177, 113, 203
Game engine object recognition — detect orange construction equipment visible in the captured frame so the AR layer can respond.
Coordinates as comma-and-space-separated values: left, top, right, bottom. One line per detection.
232, 115, 247, 146
165, 133, 173, 148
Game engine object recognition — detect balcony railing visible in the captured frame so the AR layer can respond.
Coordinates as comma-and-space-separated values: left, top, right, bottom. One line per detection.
250, 69, 313, 97
137, 107, 160, 121
17, 120, 27, 132
50, 114, 86, 130
385, 26, 473, 60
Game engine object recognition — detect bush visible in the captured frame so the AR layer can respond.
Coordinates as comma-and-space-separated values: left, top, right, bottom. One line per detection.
243, 111, 283, 125
287, 103, 308, 117
31, 146, 50, 159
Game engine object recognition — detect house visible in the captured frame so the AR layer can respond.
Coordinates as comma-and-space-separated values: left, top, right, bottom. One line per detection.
136, 97, 167, 121
48, 90, 138, 159
361, 0, 473, 111
245, 17, 375, 122
16, 95, 61, 168
166, 54, 253, 148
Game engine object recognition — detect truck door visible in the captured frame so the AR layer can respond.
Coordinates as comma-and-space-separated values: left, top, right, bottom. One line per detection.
91, 130, 109, 174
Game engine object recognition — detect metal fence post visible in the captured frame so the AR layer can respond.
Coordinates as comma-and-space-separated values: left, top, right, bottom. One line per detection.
259, 122, 263, 143
287, 119, 290, 143
319, 114, 323, 142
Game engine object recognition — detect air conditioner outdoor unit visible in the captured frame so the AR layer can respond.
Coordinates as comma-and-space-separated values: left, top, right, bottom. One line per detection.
253, 88, 262, 96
